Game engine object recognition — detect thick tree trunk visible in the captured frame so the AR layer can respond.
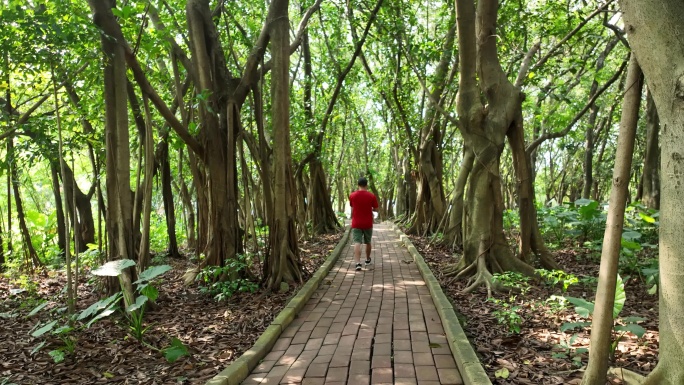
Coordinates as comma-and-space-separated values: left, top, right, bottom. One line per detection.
620, 1, 684, 384
410, 139, 447, 234
88, 0, 136, 304
582, 54, 642, 385
186, 0, 241, 271
443, 148, 473, 250
508, 119, 560, 269
447, 0, 544, 291
263, 0, 303, 290
309, 159, 340, 234
409, 18, 455, 235
640, 91, 660, 209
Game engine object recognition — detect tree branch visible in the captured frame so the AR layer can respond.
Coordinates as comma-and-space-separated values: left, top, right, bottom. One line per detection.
236, 0, 324, 101
401, 46, 460, 130
514, 42, 541, 87
525, 56, 628, 155
314, 0, 384, 154
529, 0, 614, 74
88, 1, 203, 157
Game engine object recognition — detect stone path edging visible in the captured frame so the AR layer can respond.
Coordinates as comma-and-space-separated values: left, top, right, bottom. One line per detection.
390, 223, 493, 385
206, 226, 351, 385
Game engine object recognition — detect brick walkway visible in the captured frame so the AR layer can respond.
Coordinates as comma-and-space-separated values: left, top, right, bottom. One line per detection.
242, 224, 463, 385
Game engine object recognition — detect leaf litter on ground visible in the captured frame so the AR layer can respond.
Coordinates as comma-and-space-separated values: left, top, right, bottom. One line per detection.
0, 231, 343, 385
409, 235, 659, 385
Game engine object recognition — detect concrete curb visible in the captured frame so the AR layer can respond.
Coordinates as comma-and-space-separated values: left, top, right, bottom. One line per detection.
206, 225, 351, 385
390, 223, 492, 385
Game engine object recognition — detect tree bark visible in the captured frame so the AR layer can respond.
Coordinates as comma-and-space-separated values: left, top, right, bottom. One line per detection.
640, 91, 660, 209
157, 137, 181, 258
581, 55, 642, 385
137, 95, 155, 270
50, 162, 67, 258
447, 0, 542, 291
619, 1, 684, 384
87, 0, 136, 304
177, 148, 196, 250
9, 139, 41, 269
186, 0, 241, 272
408, 16, 456, 235
444, 148, 473, 250
263, 0, 303, 290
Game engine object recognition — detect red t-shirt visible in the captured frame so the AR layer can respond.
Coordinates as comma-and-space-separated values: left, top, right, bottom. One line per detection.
349, 190, 378, 229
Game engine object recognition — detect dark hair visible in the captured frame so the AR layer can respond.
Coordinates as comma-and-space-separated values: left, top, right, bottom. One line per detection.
357, 177, 368, 187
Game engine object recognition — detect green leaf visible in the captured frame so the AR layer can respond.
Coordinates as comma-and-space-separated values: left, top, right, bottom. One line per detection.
560, 322, 590, 332
91, 259, 136, 277
163, 338, 190, 363
621, 238, 641, 251
495, 368, 510, 379
86, 309, 117, 328
648, 284, 658, 295
622, 231, 642, 241
52, 326, 73, 335
141, 285, 159, 302
126, 295, 148, 313
574, 198, 594, 206
134, 265, 172, 284
27, 301, 49, 317
622, 316, 646, 323
565, 297, 594, 318
614, 324, 646, 338
639, 212, 656, 223
78, 293, 121, 320
614, 275, 626, 319
49, 349, 65, 363
30, 341, 47, 355
32, 320, 58, 338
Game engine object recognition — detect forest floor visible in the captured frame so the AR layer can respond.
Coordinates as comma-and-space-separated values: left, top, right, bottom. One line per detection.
410, 235, 659, 385
0, 231, 342, 385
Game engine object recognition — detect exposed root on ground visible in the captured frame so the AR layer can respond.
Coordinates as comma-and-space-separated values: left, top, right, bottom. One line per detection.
182, 267, 200, 286
463, 253, 496, 297
607, 367, 646, 385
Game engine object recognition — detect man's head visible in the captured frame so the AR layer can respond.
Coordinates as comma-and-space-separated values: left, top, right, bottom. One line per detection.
358, 177, 368, 189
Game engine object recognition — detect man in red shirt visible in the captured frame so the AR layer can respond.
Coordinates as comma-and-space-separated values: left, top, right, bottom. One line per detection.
349, 177, 379, 271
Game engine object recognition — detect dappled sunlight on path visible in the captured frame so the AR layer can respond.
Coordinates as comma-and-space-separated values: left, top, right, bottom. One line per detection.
242, 223, 463, 384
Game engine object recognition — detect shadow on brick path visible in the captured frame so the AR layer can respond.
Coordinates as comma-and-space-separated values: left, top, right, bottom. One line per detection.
242, 224, 464, 385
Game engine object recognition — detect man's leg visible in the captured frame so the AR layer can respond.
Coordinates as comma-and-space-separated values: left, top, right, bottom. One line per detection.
352, 228, 363, 271
364, 229, 373, 264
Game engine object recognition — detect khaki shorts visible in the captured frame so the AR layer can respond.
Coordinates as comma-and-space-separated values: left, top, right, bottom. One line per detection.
352, 228, 373, 244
